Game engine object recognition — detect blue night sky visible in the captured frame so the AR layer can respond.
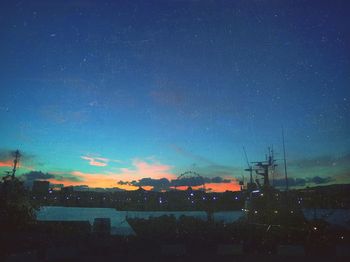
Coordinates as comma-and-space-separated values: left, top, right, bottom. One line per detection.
0, 0, 349, 191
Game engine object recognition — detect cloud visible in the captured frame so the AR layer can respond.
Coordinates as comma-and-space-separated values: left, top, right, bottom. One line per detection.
149, 78, 251, 121
20, 170, 83, 188
273, 176, 335, 188
0, 149, 36, 171
130, 178, 171, 191
21, 171, 55, 181
20, 171, 55, 187
0, 160, 13, 168
117, 175, 233, 191
289, 152, 350, 169
118, 158, 176, 181
276, 152, 350, 187
168, 145, 241, 181
203, 183, 240, 192
117, 180, 130, 185
309, 176, 334, 184
171, 176, 232, 187
40, 105, 88, 124
52, 173, 83, 182
81, 156, 108, 167
50, 183, 64, 189
71, 185, 90, 191
81, 155, 122, 167
41, 158, 175, 190
170, 144, 218, 166
0, 149, 35, 162
332, 171, 350, 183
209, 176, 231, 183
21, 157, 238, 192
273, 177, 307, 188
70, 185, 126, 192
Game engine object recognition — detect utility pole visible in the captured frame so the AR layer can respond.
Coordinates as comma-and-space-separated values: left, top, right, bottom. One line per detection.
11, 150, 21, 179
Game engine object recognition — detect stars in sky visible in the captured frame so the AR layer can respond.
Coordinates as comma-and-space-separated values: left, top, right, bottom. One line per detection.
0, 0, 349, 191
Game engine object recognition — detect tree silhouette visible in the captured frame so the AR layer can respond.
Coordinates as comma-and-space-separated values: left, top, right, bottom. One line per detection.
0, 175, 38, 232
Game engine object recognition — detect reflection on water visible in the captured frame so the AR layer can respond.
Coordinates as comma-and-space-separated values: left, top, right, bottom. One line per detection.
302, 208, 350, 229
37, 206, 350, 236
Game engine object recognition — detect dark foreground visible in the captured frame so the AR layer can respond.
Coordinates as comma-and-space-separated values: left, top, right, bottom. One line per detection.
2, 222, 350, 262
2, 239, 350, 262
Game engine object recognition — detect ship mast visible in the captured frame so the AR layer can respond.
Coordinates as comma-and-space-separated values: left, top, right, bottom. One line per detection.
251, 148, 277, 188
243, 147, 253, 185
282, 127, 289, 191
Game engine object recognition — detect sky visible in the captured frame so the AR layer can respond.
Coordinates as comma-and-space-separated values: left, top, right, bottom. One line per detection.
0, 0, 349, 192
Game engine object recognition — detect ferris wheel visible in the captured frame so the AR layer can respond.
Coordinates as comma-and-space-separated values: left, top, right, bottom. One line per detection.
173, 171, 206, 191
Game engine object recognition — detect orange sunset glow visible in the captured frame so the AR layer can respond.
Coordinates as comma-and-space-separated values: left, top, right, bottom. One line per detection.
0, 160, 14, 168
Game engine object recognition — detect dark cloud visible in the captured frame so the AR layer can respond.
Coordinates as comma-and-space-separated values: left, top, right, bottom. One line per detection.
333, 171, 350, 183
0, 149, 35, 162
273, 177, 306, 188
290, 152, 350, 169
50, 183, 64, 189
117, 176, 232, 191
0, 150, 12, 161
209, 176, 231, 183
20, 171, 55, 188
71, 185, 125, 192
171, 176, 231, 187
117, 180, 130, 185
193, 164, 241, 179
132, 178, 171, 191
72, 185, 89, 191
53, 174, 82, 182
172, 176, 204, 187
309, 176, 334, 184
20, 170, 83, 188
273, 176, 335, 188
21, 171, 55, 181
